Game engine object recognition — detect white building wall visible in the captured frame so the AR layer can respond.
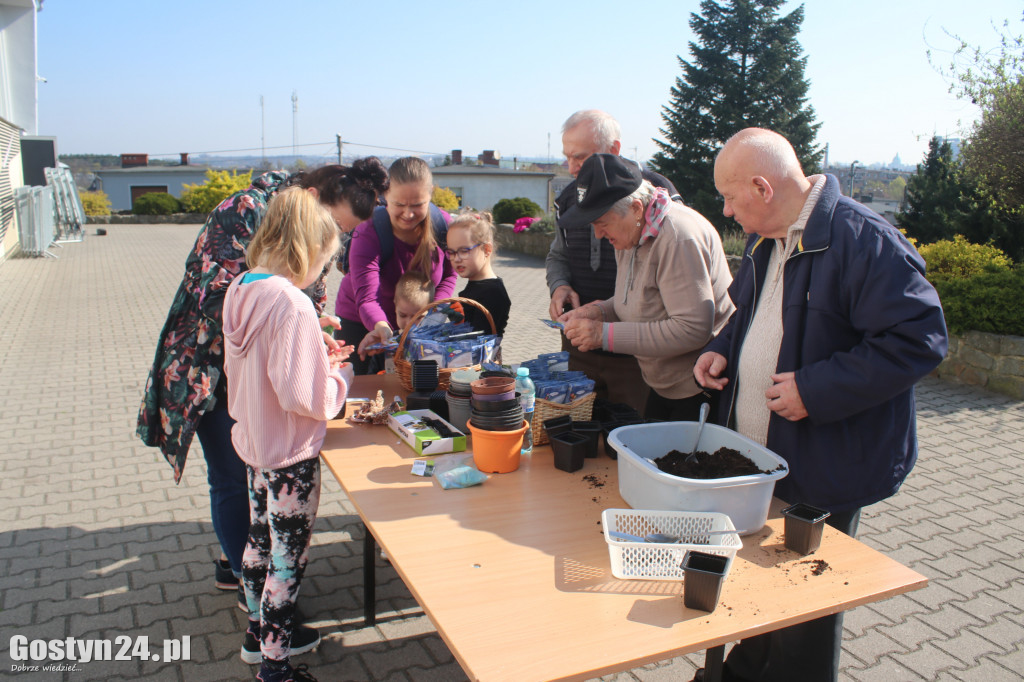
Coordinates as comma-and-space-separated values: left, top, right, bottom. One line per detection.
1, 115, 23, 259
95, 169, 213, 210
433, 173, 552, 213
0, 1, 39, 135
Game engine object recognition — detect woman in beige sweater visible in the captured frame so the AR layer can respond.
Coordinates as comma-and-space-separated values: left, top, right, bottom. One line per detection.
559, 154, 735, 420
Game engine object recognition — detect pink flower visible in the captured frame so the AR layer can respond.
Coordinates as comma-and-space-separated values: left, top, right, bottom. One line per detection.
192, 373, 212, 406
514, 216, 539, 233
163, 360, 182, 391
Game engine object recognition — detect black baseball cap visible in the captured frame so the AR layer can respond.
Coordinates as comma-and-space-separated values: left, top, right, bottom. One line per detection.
559, 154, 643, 229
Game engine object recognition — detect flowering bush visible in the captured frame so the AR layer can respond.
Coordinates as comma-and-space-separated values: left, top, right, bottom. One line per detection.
513, 216, 538, 233
80, 190, 111, 216
180, 169, 253, 214
433, 186, 460, 211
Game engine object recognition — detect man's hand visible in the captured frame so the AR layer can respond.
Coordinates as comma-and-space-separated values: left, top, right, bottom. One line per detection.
558, 303, 603, 323
694, 352, 729, 390
549, 285, 581, 321
765, 372, 808, 421
563, 318, 602, 352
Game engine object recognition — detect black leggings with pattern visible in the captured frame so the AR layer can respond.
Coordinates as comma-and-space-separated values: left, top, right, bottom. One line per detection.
241, 458, 320, 663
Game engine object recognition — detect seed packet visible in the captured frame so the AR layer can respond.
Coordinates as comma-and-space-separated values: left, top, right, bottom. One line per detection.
536, 381, 569, 404
539, 351, 570, 372
413, 339, 446, 366
568, 378, 596, 402
540, 319, 564, 330
445, 342, 474, 369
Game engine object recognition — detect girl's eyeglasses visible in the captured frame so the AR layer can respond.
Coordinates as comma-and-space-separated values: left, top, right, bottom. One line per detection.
444, 243, 483, 260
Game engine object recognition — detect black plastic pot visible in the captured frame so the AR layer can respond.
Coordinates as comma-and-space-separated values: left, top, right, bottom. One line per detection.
681, 550, 729, 612
550, 431, 587, 473
542, 415, 573, 441
572, 421, 601, 458
781, 502, 831, 555
600, 421, 622, 459
411, 360, 440, 391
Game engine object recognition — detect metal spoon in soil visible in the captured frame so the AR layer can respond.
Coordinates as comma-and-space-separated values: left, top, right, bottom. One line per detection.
685, 402, 711, 464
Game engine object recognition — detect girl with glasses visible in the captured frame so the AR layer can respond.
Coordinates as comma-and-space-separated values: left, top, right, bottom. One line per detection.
446, 212, 511, 336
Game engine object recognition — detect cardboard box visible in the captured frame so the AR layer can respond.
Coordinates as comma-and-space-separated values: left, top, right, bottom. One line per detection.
387, 410, 467, 455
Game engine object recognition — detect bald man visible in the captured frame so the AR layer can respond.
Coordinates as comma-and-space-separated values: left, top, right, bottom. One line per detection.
692, 128, 947, 682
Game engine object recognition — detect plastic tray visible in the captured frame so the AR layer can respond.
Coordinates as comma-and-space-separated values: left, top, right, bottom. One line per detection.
609, 422, 788, 535
602, 509, 740, 580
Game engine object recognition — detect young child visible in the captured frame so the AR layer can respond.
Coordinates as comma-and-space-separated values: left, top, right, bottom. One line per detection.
222, 187, 354, 682
445, 211, 511, 336
393, 270, 436, 333
379, 271, 437, 373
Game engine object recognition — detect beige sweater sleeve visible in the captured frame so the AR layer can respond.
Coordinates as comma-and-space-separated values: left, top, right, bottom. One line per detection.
607, 211, 730, 357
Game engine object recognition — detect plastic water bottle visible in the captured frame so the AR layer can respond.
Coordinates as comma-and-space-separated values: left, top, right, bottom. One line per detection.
516, 367, 536, 455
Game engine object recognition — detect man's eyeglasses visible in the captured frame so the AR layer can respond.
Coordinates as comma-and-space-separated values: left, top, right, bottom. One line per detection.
444, 243, 483, 260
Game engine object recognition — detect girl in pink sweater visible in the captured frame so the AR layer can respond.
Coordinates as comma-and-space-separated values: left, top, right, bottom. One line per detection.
223, 187, 354, 682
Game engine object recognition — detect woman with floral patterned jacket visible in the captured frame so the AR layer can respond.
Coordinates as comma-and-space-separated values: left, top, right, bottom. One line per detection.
137, 159, 388, 591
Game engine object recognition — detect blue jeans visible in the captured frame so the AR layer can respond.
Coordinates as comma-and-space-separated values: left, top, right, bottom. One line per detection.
724, 508, 862, 682
195, 406, 250, 575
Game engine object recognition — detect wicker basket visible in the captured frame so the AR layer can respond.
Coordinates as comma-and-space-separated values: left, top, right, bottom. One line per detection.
531, 392, 596, 446
394, 296, 497, 393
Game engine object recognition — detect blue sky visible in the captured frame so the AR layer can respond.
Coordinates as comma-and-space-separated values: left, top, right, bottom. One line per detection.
36, 0, 1023, 167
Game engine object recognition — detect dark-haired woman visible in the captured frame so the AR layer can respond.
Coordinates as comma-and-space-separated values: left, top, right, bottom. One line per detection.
137, 159, 389, 599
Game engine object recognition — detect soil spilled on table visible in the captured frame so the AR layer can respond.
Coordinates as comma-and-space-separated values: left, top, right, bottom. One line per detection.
653, 447, 783, 479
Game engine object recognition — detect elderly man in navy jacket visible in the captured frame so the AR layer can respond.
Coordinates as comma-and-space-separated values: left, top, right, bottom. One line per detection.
693, 128, 947, 682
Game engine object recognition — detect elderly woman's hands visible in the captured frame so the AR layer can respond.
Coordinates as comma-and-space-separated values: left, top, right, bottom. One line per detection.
561, 304, 604, 352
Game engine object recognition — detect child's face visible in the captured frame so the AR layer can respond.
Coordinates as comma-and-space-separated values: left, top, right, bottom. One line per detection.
445, 226, 490, 279
394, 297, 425, 331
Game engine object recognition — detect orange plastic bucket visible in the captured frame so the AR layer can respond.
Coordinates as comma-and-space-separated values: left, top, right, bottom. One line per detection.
467, 420, 528, 473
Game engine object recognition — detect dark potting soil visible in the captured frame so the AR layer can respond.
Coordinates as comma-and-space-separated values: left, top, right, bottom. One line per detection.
653, 446, 782, 479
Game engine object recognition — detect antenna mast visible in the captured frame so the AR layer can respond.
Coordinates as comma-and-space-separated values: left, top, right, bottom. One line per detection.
291, 91, 298, 157
260, 95, 266, 167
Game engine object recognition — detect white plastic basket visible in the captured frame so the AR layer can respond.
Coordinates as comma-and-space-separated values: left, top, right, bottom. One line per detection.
602, 508, 741, 580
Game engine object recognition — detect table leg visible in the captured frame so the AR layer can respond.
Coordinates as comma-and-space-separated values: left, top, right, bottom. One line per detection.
704, 644, 725, 682
362, 522, 376, 626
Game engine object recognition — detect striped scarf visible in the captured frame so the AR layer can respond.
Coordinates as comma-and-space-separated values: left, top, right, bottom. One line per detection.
638, 187, 671, 246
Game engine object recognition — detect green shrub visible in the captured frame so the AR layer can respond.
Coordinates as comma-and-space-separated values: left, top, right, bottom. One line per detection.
180, 169, 253, 214
919, 235, 1012, 280
432, 186, 460, 211
932, 265, 1024, 335
80, 190, 111, 216
133, 192, 182, 215
720, 227, 748, 257
531, 214, 557, 233
492, 197, 542, 225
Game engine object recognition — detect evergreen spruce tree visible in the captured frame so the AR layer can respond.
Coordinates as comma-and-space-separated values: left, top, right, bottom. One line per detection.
898, 136, 1004, 249
651, 0, 822, 231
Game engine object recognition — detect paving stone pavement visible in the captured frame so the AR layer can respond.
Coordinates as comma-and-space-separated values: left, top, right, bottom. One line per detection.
0, 224, 1021, 682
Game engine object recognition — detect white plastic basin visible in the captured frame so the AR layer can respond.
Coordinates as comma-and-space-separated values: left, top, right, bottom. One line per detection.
609, 422, 789, 535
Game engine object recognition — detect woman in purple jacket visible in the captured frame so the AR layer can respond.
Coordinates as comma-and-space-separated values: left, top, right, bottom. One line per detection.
334, 157, 456, 374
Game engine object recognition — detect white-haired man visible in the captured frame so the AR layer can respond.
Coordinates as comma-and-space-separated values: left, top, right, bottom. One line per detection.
546, 110, 681, 414
692, 128, 948, 682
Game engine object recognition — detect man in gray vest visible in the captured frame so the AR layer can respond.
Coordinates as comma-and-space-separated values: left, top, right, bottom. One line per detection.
546, 110, 681, 414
